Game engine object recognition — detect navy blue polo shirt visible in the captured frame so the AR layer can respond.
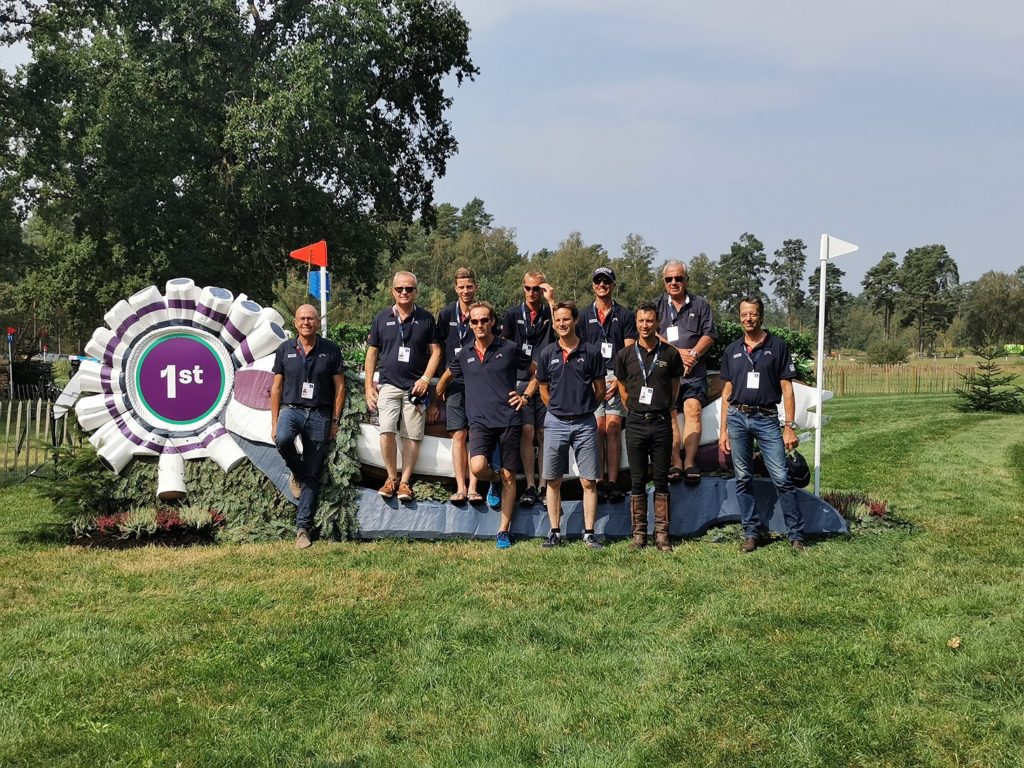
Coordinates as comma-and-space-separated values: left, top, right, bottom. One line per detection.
535, 341, 606, 419
434, 300, 472, 371
653, 292, 716, 381
367, 305, 437, 390
613, 342, 685, 413
719, 333, 798, 407
450, 336, 532, 428
577, 301, 637, 368
272, 336, 345, 408
501, 302, 554, 381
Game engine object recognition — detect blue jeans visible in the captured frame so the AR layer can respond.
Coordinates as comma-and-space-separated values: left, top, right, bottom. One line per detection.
275, 407, 331, 532
726, 407, 804, 541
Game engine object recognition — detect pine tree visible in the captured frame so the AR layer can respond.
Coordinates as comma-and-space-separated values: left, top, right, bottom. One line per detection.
954, 345, 1024, 413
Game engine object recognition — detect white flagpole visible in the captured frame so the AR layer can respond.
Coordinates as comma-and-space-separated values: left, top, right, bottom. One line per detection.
813, 234, 858, 497
320, 265, 328, 329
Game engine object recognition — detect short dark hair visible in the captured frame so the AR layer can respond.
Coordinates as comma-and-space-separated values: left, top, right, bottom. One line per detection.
738, 296, 764, 317
634, 301, 658, 320
552, 300, 578, 321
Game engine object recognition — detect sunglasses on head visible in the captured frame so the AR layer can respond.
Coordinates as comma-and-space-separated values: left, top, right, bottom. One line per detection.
468, 317, 490, 326
393, 285, 417, 293
523, 285, 543, 293
664, 275, 687, 284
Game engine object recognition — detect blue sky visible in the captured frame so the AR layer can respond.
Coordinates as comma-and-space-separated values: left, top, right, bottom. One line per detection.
3, 1, 1022, 293
434, 0, 1024, 291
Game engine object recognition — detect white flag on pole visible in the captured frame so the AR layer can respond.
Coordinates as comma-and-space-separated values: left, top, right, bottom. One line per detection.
823, 235, 858, 260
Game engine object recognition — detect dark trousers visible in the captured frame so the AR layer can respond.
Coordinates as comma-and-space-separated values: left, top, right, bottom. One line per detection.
275, 407, 331, 532
625, 412, 673, 496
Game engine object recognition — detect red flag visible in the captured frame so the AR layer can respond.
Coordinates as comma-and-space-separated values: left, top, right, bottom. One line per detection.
289, 240, 328, 268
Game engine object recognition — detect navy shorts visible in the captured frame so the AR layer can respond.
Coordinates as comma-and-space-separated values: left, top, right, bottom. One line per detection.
469, 425, 523, 472
516, 380, 546, 429
445, 383, 468, 432
676, 377, 708, 408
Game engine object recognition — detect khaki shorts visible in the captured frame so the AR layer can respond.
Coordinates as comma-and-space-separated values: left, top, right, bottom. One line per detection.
377, 383, 426, 440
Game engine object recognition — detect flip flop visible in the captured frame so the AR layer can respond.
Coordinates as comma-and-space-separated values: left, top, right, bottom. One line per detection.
683, 466, 702, 486
449, 492, 468, 506
467, 493, 485, 505
667, 466, 684, 483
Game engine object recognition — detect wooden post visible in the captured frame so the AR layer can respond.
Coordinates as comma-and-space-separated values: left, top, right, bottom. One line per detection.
13, 401, 22, 460
1, 402, 8, 471
24, 405, 31, 472
35, 397, 42, 439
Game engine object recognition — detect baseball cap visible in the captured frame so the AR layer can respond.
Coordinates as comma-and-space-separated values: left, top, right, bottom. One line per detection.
592, 267, 616, 282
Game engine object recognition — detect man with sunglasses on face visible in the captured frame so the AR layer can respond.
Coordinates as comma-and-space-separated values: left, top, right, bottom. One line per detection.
450, 301, 537, 549
501, 270, 556, 509
654, 260, 716, 486
430, 267, 482, 505
577, 267, 636, 504
365, 271, 442, 503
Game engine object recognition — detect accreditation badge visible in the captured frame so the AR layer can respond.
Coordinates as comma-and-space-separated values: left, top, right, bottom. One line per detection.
601, 342, 613, 359
639, 386, 654, 405
746, 371, 760, 389
397, 346, 411, 363
301, 382, 315, 399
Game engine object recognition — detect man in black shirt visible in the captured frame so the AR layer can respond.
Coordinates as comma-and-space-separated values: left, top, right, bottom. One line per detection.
271, 304, 346, 549
614, 302, 684, 551
718, 296, 805, 552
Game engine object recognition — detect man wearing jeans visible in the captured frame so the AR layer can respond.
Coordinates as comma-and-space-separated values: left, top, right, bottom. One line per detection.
718, 296, 805, 552
271, 304, 346, 549
536, 301, 606, 549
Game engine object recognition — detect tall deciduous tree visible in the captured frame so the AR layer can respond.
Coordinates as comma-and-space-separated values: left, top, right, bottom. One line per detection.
861, 252, 901, 340
612, 233, 660, 309
897, 245, 959, 354
959, 271, 1024, 347
2, 0, 476, 332
717, 233, 767, 313
770, 238, 808, 330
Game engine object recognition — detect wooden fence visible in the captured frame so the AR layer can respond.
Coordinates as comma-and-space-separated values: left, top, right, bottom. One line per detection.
0, 398, 74, 475
822, 364, 976, 396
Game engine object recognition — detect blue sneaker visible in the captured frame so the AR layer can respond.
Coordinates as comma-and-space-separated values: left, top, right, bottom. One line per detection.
486, 479, 502, 509
496, 531, 512, 549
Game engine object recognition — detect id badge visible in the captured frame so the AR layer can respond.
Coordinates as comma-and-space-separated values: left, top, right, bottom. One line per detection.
397, 346, 411, 363
605, 368, 616, 382
667, 326, 679, 343
522, 342, 533, 355
746, 371, 760, 389
639, 386, 654, 405
301, 382, 315, 399
601, 342, 613, 359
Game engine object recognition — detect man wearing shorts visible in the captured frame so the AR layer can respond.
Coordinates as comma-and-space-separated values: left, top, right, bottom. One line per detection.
654, 260, 716, 485
431, 266, 481, 504
501, 270, 555, 508
536, 301, 606, 549
451, 301, 536, 549
364, 271, 442, 503
577, 266, 636, 503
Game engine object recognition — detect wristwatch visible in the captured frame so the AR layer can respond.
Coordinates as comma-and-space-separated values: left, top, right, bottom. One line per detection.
783, 420, 797, 429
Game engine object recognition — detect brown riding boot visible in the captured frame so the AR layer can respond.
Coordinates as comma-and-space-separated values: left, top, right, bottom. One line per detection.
654, 492, 672, 552
629, 494, 648, 550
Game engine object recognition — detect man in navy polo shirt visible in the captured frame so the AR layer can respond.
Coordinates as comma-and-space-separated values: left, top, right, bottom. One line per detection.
364, 271, 442, 504
654, 260, 716, 485
430, 266, 481, 505
615, 302, 684, 551
501, 270, 555, 508
451, 300, 536, 549
536, 301, 606, 549
718, 296, 805, 553
577, 266, 636, 504
270, 304, 346, 550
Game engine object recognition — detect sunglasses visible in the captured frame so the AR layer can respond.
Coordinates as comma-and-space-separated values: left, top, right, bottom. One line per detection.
593, 277, 613, 285
523, 285, 543, 292
663, 275, 687, 284
393, 285, 417, 293
468, 318, 490, 326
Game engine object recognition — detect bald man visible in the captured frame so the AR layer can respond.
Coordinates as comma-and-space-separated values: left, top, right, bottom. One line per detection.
271, 304, 347, 549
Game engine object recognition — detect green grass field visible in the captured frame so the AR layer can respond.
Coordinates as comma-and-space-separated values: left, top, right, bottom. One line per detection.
2, 395, 1023, 767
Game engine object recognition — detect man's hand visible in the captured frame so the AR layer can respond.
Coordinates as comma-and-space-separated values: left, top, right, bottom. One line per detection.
411, 376, 429, 397
330, 422, 339, 441
719, 428, 731, 455
427, 401, 441, 424
783, 425, 799, 452
541, 283, 555, 304
509, 390, 526, 411
365, 387, 378, 412
271, 421, 277, 443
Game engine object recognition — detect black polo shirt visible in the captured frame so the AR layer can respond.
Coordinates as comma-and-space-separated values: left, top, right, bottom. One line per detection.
500, 302, 554, 381
577, 301, 637, 370
434, 300, 472, 371
719, 332, 798, 407
614, 341, 684, 413
272, 336, 345, 408
450, 336, 532, 428
653, 292, 716, 381
367, 305, 437, 390
535, 341, 606, 419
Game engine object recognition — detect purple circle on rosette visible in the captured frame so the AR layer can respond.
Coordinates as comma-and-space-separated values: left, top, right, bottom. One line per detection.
136, 334, 226, 425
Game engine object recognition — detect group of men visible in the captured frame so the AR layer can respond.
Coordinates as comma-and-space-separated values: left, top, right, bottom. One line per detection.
270, 262, 808, 554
